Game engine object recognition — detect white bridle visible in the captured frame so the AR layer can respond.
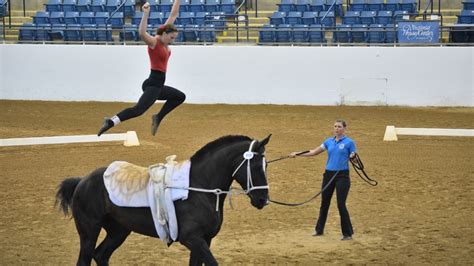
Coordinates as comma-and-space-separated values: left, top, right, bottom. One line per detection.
167, 140, 269, 211
231, 140, 269, 194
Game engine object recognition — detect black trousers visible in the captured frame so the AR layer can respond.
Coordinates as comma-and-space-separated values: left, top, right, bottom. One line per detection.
117, 70, 186, 122
315, 170, 353, 237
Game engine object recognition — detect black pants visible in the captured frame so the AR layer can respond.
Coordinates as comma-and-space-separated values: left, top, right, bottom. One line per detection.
315, 170, 353, 236
117, 70, 186, 122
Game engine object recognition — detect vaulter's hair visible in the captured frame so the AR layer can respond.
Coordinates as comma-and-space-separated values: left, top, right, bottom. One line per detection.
157, 24, 178, 35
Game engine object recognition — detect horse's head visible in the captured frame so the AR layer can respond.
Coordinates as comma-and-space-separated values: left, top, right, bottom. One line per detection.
232, 134, 271, 209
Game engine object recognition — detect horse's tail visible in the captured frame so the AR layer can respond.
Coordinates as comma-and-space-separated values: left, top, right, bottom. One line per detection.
55, 177, 81, 216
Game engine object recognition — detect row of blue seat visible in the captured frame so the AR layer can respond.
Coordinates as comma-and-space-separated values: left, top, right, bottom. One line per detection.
32, 11, 228, 27
458, 9, 474, 24
43, 0, 235, 14
19, 22, 217, 42
270, 10, 411, 26
277, 0, 416, 13
463, 0, 474, 10
259, 23, 398, 43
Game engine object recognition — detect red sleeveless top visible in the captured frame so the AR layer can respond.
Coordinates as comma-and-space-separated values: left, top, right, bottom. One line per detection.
148, 40, 171, 72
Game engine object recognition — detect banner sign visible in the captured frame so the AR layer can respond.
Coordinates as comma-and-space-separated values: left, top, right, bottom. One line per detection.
398, 21, 440, 43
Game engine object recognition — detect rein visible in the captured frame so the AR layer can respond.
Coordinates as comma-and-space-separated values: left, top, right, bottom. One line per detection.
350, 153, 378, 186
268, 170, 339, 206
266, 152, 377, 207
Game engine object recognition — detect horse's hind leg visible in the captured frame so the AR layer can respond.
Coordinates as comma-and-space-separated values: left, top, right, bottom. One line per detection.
94, 217, 131, 266
74, 219, 101, 266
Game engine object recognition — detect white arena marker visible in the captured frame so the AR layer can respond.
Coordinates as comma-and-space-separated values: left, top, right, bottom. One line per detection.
383, 126, 474, 141
0, 131, 140, 147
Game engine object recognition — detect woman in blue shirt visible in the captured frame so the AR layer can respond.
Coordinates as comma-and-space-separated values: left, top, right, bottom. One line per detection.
289, 119, 356, 240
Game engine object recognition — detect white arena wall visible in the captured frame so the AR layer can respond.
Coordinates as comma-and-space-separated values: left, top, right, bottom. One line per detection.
1, 44, 472, 106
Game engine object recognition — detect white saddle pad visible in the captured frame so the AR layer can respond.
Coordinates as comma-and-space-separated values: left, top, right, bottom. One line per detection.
103, 156, 190, 242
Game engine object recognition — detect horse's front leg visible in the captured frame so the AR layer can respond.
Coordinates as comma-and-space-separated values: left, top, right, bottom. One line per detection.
182, 236, 217, 266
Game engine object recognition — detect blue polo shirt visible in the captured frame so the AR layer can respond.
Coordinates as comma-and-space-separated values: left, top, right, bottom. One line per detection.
322, 136, 357, 171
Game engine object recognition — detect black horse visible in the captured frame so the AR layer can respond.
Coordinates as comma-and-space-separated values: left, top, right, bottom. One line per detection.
56, 134, 271, 266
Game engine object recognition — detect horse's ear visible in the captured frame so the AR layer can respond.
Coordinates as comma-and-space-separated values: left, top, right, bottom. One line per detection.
259, 134, 272, 148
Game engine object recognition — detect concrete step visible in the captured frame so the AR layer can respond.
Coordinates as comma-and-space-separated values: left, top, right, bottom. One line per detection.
3, 16, 33, 24
9, 10, 38, 17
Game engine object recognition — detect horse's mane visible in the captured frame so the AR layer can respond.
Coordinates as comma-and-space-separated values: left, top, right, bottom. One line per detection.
191, 135, 252, 161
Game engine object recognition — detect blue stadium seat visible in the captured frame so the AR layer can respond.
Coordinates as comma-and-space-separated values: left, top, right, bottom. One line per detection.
120, 24, 139, 41
0, 0, 8, 17
270, 11, 286, 25
97, 24, 113, 41
309, 0, 324, 12
160, 0, 174, 13
342, 11, 361, 25
393, 10, 409, 22
349, 0, 366, 12
82, 24, 97, 41
61, 0, 77, 12
189, 0, 205, 12
64, 11, 80, 24
400, 0, 417, 13
49, 24, 66, 40
36, 24, 52, 41
149, 12, 164, 25
367, 0, 383, 12
333, 24, 351, 43
259, 24, 276, 42
146, 24, 156, 35
33, 11, 50, 24
64, 23, 82, 41
183, 24, 199, 41
44, 0, 62, 12
79, 11, 95, 24
360, 11, 376, 25
209, 12, 226, 29
376, 10, 393, 25
385, 23, 397, 43
368, 23, 384, 43
110, 12, 124, 27
49, 11, 65, 24
301, 11, 318, 25
19, 23, 36, 41
286, 11, 302, 25
175, 24, 185, 41
132, 11, 143, 25
105, 0, 121, 13
319, 10, 334, 27
195, 11, 210, 25
463, 0, 474, 10
308, 24, 325, 42
384, 0, 399, 12
220, 0, 235, 14
293, 24, 309, 42
149, 0, 161, 12
278, 0, 294, 13
90, 0, 106, 12
205, 0, 220, 12
76, 0, 91, 12
351, 24, 368, 43
275, 24, 292, 42
123, 0, 136, 16
94, 11, 109, 24
178, 11, 195, 25
458, 9, 474, 24
198, 24, 216, 42
294, 0, 310, 12
179, 0, 190, 12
